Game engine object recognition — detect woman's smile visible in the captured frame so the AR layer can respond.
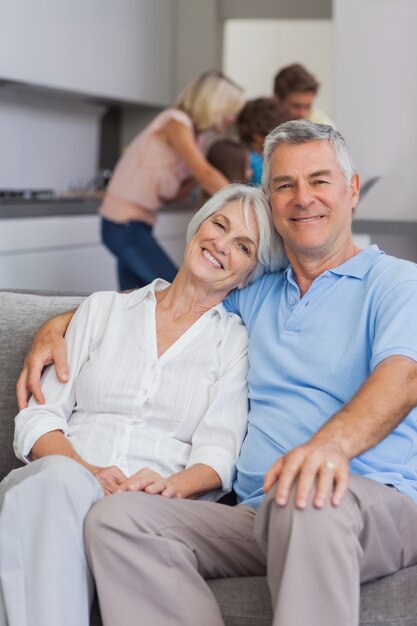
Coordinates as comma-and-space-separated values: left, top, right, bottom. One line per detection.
202, 248, 224, 269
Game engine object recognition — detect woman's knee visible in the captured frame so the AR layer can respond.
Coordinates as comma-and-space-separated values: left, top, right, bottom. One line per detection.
18, 456, 101, 504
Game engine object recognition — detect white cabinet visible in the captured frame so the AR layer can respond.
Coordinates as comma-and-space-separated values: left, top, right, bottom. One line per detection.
0, 0, 175, 105
0, 210, 193, 292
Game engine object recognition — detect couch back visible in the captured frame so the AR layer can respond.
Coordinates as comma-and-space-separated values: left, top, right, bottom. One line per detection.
0, 291, 85, 480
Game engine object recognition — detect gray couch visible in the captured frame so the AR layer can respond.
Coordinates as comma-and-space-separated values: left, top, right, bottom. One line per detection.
1, 289, 417, 626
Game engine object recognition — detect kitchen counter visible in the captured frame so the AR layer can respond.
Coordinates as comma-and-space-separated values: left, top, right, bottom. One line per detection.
0, 198, 101, 219
0, 197, 196, 292
0, 197, 196, 219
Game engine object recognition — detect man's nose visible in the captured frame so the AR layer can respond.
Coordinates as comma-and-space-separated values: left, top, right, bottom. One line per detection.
294, 184, 313, 209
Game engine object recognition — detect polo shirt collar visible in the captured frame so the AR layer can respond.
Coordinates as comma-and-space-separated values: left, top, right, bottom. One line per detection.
284, 245, 384, 284
327, 245, 384, 279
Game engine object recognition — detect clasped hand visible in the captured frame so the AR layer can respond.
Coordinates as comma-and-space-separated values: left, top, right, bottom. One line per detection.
263, 440, 350, 509
92, 466, 177, 498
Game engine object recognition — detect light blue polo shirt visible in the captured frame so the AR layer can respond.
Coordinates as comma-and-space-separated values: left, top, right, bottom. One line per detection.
224, 246, 417, 510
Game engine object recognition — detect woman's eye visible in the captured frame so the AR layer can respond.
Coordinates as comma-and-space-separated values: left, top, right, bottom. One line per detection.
239, 244, 250, 255
213, 220, 225, 229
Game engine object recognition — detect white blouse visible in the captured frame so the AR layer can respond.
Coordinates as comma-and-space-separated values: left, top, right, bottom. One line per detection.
14, 280, 249, 492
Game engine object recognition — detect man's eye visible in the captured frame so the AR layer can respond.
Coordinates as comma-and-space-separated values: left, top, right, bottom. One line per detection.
313, 180, 329, 185
276, 183, 292, 191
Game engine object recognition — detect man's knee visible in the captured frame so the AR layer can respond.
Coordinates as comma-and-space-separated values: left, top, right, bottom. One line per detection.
255, 482, 360, 555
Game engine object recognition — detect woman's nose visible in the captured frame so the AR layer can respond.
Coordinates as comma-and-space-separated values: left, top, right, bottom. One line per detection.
213, 234, 230, 254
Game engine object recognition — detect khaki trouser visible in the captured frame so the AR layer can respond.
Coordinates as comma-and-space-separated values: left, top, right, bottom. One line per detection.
85, 475, 417, 626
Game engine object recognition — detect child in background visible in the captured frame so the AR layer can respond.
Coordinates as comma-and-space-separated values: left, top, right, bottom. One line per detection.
237, 97, 287, 186
200, 139, 251, 204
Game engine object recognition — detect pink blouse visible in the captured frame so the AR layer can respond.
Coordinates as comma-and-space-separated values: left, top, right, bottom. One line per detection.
99, 109, 195, 226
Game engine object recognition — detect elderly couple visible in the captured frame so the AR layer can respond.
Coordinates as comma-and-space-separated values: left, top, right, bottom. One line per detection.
2, 120, 417, 626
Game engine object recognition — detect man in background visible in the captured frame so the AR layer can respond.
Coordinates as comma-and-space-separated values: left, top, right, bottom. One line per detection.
274, 63, 334, 125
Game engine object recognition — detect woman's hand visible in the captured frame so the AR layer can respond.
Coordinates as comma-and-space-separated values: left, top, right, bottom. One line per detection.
16, 310, 75, 409
116, 468, 178, 498
89, 465, 129, 496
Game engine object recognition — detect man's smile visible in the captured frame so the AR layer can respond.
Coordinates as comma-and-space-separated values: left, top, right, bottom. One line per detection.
290, 215, 324, 223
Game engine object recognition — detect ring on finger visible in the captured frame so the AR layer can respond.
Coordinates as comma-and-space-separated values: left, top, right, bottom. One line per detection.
324, 461, 336, 470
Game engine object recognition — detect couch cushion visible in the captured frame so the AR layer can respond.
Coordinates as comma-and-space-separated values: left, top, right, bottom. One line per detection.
207, 568, 417, 626
0, 291, 85, 479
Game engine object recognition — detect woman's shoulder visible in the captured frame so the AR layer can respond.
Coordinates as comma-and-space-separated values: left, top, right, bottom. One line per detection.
149, 108, 193, 132
217, 303, 248, 337
81, 290, 135, 317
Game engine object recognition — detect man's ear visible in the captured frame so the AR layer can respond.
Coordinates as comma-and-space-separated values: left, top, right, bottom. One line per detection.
350, 173, 360, 209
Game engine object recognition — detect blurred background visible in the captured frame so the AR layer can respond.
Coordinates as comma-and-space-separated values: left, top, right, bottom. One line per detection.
0, 0, 416, 292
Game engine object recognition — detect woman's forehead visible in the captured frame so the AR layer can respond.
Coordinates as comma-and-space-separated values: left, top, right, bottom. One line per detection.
213, 200, 259, 242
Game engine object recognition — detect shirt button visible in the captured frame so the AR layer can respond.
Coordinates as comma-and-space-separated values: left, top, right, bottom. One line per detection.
290, 299, 296, 306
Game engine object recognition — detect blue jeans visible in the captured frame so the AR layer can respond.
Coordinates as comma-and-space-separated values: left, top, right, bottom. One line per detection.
101, 218, 178, 290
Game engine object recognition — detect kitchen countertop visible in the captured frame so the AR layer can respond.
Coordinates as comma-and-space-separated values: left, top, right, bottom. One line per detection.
0, 198, 101, 219
0, 197, 197, 219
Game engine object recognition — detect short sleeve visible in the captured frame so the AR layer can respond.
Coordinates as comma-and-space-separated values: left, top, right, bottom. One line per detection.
371, 279, 417, 370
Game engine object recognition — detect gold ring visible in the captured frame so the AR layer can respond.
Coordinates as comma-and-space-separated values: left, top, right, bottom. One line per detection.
325, 461, 336, 470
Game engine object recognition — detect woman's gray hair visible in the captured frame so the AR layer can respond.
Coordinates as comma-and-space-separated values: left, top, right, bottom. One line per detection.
262, 120, 356, 195
187, 184, 287, 286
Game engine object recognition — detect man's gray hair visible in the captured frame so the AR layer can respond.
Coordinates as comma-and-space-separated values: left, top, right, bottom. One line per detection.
262, 120, 356, 194
187, 184, 287, 285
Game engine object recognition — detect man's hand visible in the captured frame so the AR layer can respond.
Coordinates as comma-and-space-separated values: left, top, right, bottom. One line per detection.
16, 311, 74, 410
263, 441, 350, 509
116, 467, 177, 498
91, 465, 129, 496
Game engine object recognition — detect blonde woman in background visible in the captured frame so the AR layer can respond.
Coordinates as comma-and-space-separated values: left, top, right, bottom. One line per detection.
100, 70, 245, 290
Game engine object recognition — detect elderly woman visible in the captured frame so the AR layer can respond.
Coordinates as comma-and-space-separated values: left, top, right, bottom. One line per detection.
0, 184, 285, 626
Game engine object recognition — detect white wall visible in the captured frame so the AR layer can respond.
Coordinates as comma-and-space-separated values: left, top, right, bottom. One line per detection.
223, 19, 334, 116
0, 0, 175, 106
174, 0, 223, 94
334, 0, 417, 221
0, 85, 104, 192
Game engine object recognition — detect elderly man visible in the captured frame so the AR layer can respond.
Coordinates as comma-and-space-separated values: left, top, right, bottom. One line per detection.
17, 121, 417, 625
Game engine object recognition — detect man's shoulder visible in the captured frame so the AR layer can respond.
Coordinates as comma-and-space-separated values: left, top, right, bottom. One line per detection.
225, 271, 286, 324
367, 251, 417, 285
237, 270, 285, 303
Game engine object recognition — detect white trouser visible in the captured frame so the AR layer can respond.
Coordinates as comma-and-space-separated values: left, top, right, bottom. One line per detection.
0, 456, 103, 626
